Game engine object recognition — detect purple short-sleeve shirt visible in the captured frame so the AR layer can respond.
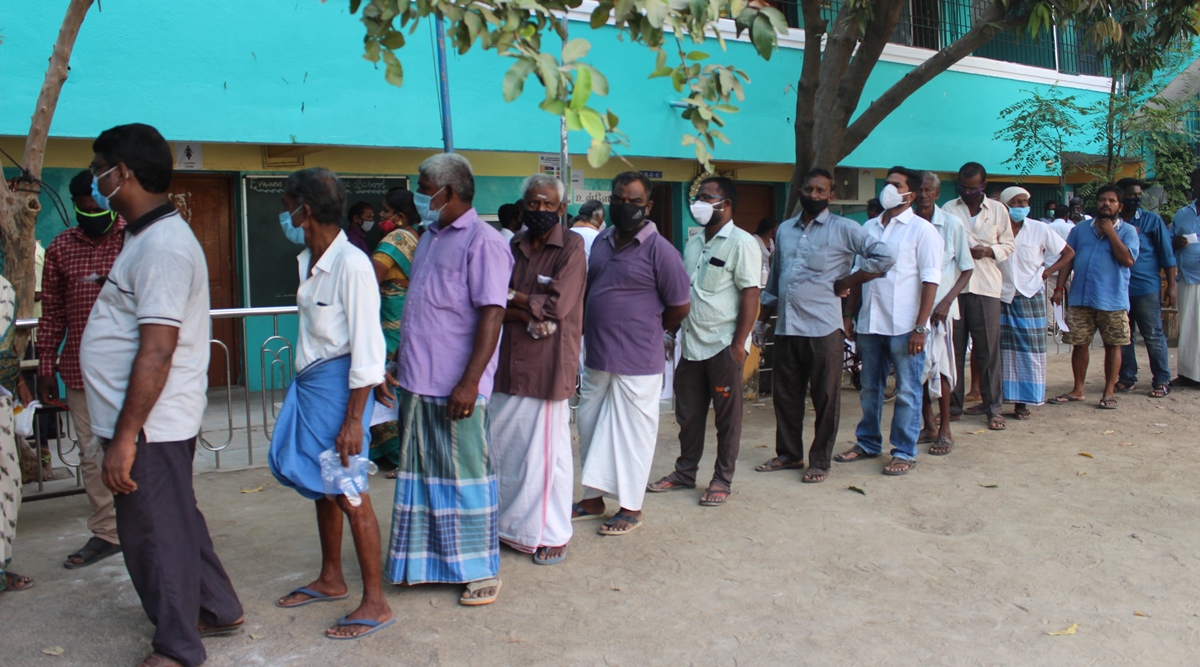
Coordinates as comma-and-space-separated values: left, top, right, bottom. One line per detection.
584, 223, 690, 376
397, 208, 514, 398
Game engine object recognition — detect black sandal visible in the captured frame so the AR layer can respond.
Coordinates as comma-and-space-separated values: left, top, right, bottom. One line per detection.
1150, 384, 1170, 398
929, 437, 955, 456
64, 537, 121, 569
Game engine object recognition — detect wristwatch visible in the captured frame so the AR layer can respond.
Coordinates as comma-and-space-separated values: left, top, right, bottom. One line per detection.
507, 288, 516, 302
913, 325, 928, 334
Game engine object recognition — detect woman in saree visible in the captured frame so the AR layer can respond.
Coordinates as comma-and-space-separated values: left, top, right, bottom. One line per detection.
0, 274, 33, 592
369, 188, 421, 472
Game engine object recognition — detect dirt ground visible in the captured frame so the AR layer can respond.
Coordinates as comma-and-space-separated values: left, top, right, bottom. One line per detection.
6, 346, 1200, 666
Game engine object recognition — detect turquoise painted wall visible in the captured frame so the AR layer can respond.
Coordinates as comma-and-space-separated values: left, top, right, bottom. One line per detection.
3, 1, 1109, 173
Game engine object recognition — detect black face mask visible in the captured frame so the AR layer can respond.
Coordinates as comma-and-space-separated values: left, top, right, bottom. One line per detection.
609, 203, 647, 234
799, 195, 829, 216
75, 207, 116, 238
522, 208, 560, 237
1122, 197, 1141, 213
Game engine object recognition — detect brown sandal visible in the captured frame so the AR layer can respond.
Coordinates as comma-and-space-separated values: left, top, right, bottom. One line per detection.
801, 468, 828, 483
754, 457, 804, 472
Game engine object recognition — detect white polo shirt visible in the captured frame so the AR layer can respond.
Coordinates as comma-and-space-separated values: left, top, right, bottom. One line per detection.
294, 231, 386, 389
81, 206, 210, 442
857, 207, 944, 337
999, 218, 1066, 303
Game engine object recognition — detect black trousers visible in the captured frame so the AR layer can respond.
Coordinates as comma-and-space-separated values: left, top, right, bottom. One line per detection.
108, 435, 243, 667
951, 293, 1003, 418
772, 332, 844, 471
670, 346, 744, 489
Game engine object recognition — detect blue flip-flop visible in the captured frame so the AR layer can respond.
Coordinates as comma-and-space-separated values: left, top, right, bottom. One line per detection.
533, 545, 567, 566
570, 502, 603, 522
326, 615, 396, 641
276, 586, 350, 608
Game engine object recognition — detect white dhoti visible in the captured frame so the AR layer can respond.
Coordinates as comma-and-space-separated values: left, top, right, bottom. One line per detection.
490, 393, 573, 552
1179, 283, 1200, 381
577, 368, 662, 512
922, 320, 957, 398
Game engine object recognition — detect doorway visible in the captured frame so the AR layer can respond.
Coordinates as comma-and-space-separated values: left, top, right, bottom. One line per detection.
733, 183, 778, 236
650, 184, 674, 245
167, 173, 242, 388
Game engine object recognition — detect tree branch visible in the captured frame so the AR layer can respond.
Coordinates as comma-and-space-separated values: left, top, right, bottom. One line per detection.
22, 0, 93, 178
793, 0, 826, 174
814, 2, 861, 116
839, 3, 1026, 160
834, 0, 905, 122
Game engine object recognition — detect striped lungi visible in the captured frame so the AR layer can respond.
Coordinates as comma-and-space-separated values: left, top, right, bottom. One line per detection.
1001, 292, 1048, 405
385, 389, 499, 585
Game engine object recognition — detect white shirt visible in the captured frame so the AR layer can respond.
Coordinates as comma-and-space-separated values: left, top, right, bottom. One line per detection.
999, 219, 1066, 303
295, 231, 386, 389
499, 227, 516, 242
929, 207, 975, 321
857, 207, 944, 336
942, 197, 1015, 299
570, 225, 600, 261
33, 241, 44, 319
81, 210, 210, 442
1048, 219, 1074, 242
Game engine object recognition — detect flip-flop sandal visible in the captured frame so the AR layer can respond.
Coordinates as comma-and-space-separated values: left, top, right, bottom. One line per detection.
962, 404, 987, 416
1150, 384, 1170, 398
384, 469, 399, 479
277, 586, 350, 608
326, 615, 397, 640
198, 620, 244, 638
1047, 394, 1084, 404
754, 457, 804, 472
1014, 409, 1031, 420
570, 502, 604, 522
459, 578, 502, 606
64, 536, 122, 569
833, 446, 880, 463
598, 513, 643, 536
533, 546, 567, 566
2, 572, 34, 592
801, 468, 829, 484
917, 433, 938, 445
882, 458, 917, 476
1114, 381, 1136, 393
988, 417, 1006, 431
646, 476, 695, 492
1098, 397, 1118, 410
929, 437, 955, 456
699, 488, 729, 506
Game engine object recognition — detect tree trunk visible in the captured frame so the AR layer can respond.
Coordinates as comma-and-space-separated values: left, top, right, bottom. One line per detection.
0, 0, 93, 355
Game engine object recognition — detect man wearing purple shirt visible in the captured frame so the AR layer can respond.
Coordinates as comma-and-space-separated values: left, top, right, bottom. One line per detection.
381, 153, 513, 606
572, 172, 691, 536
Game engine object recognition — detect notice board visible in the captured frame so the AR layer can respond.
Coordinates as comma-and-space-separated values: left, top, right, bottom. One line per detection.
241, 174, 410, 307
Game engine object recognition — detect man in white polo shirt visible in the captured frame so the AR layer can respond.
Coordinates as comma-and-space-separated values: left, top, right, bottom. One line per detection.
81, 124, 243, 667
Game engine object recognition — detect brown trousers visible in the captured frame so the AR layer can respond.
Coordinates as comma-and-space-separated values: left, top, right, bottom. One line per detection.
669, 346, 744, 490
67, 388, 118, 545
772, 332, 844, 471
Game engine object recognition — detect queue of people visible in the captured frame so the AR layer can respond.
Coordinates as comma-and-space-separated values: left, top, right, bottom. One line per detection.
2, 120, 1197, 667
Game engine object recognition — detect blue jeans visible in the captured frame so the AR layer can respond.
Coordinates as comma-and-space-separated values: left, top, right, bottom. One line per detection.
1120, 292, 1171, 387
854, 333, 926, 461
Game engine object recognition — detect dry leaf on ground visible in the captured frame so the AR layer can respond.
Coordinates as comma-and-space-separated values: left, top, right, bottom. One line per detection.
968, 429, 988, 435
1103, 430, 1115, 435
848, 485, 866, 496
42, 647, 65, 656
1078, 452, 1094, 458
1133, 611, 1149, 617
1118, 442, 1134, 447
978, 484, 999, 489
1047, 623, 1078, 636
240, 486, 264, 494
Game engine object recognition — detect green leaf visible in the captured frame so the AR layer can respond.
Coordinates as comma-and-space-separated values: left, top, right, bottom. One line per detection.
587, 139, 611, 168
590, 3, 612, 29
381, 30, 406, 49
709, 128, 730, 144
502, 58, 536, 102
537, 53, 561, 100
580, 64, 608, 96
350, 0, 363, 14
382, 50, 404, 87
539, 98, 567, 115
649, 66, 674, 79
729, 0, 747, 19
760, 6, 789, 35
750, 14, 774, 61
579, 107, 606, 139
562, 38, 590, 63
570, 66, 592, 110
565, 108, 583, 131
606, 109, 619, 130
686, 51, 709, 60
655, 48, 667, 71
363, 39, 381, 63
714, 104, 739, 113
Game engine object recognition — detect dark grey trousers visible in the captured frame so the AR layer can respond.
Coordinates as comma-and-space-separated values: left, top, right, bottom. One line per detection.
772, 332, 844, 471
670, 346, 744, 490
952, 293, 1003, 418
108, 435, 243, 667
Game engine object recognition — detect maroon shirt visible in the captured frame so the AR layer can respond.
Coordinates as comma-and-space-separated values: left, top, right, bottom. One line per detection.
584, 222, 690, 376
495, 225, 587, 401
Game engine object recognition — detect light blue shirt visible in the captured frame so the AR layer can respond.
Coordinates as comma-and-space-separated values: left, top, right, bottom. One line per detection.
763, 209, 894, 338
1125, 209, 1175, 298
1065, 219, 1140, 312
1172, 201, 1200, 285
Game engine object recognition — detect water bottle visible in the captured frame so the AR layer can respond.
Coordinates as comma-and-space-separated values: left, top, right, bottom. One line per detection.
318, 450, 378, 507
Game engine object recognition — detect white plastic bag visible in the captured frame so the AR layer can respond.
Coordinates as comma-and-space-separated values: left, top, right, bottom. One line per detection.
14, 400, 41, 438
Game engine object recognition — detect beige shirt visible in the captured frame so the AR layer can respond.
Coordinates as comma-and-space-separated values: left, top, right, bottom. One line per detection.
942, 197, 1015, 299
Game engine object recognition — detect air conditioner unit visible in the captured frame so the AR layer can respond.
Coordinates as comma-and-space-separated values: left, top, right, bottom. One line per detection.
831, 167, 875, 204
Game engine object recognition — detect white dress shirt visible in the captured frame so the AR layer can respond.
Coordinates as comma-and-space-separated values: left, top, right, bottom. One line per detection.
942, 197, 1015, 299
999, 219, 1066, 303
295, 230, 386, 389
857, 207, 944, 337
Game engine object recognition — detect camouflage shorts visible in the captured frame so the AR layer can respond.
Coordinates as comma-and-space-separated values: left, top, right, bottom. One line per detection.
1062, 306, 1130, 347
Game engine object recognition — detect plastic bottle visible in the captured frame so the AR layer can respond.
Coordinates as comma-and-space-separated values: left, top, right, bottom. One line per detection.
318, 450, 378, 507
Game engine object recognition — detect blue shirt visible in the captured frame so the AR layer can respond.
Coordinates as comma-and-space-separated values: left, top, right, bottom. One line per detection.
1172, 201, 1200, 285
1124, 209, 1175, 297
1066, 219, 1140, 312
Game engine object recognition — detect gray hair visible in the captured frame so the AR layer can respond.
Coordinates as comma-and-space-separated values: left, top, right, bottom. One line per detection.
520, 173, 565, 202
285, 167, 346, 225
419, 152, 475, 203
920, 170, 941, 192
579, 199, 604, 222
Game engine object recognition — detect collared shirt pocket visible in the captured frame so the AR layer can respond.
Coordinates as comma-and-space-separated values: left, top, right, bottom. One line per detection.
698, 255, 729, 292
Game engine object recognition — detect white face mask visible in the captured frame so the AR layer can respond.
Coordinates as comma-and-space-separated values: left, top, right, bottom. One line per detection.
359, 218, 375, 232
689, 200, 715, 225
879, 183, 908, 211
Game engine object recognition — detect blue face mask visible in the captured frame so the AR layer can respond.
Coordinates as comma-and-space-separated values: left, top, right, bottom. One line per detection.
413, 186, 446, 226
279, 207, 307, 245
91, 165, 120, 211
1008, 206, 1030, 223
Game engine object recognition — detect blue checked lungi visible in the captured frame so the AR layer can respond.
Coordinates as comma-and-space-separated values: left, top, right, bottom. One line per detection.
268, 355, 374, 500
1001, 292, 1048, 405
385, 389, 499, 585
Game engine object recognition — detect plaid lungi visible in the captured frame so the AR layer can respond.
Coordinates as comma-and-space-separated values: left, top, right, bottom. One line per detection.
385, 389, 499, 585
1001, 292, 1048, 405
